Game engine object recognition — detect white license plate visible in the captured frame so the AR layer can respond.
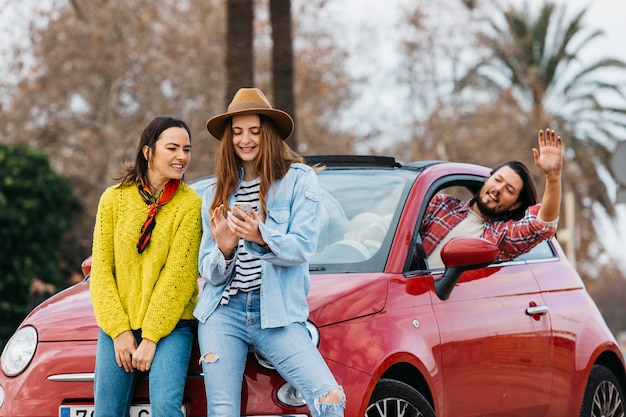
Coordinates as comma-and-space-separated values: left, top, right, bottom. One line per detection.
59, 405, 186, 417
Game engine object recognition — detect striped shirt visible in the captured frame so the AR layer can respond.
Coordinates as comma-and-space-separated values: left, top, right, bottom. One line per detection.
221, 177, 262, 304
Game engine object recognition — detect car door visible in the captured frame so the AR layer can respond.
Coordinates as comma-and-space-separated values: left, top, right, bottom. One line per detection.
415, 176, 554, 417
430, 263, 553, 417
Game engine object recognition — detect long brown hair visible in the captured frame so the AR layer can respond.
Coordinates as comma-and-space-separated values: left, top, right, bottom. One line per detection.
211, 115, 302, 220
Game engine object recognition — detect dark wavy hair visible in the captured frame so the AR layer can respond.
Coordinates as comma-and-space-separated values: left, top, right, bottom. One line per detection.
117, 116, 191, 189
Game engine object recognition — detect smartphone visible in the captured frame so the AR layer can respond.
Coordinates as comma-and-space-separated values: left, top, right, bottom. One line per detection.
233, 202, 253, 220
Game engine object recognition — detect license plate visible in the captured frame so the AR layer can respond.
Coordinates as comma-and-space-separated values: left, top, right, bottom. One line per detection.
59, 405, 186, 417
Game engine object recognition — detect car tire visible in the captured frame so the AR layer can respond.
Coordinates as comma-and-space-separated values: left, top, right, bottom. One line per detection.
579, 364, 625, 417
366, 378, 435, 417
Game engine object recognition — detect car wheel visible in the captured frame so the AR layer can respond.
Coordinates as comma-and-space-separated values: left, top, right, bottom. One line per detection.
366, 378, 435, 417
579, 364, 625, 417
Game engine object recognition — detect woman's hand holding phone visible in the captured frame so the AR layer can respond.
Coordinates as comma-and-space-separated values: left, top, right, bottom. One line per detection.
232, 202, 253, 220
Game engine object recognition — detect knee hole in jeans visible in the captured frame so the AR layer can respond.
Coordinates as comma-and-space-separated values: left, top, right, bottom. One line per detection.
319, 387, 344, 404
199, 352, 219, 364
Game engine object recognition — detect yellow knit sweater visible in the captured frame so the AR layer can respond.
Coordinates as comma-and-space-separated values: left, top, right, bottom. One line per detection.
90, 182, 202, 343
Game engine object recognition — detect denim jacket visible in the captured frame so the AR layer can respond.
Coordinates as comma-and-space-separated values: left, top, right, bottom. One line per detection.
193, 163, 321, 328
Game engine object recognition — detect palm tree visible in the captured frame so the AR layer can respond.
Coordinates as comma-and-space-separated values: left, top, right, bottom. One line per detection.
457, 1, 626, 268
226, 0, 254, 103
270, 0, 297, 149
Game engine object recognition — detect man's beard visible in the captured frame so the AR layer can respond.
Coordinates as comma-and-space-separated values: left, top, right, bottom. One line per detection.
474, 194, 503, 219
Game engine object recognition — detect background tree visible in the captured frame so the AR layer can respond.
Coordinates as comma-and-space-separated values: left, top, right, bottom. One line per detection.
396, 0, 626, 276
226, 0, 254, 103
0, 0, 354, 279
251, 0, 357, 155
587, 265, 626, 336
270, 0, 297, 149
2, 0, 623, 335
455, 1, 626, 272
288, 0, 357, 155
394, 0, 499, 161
0, 0, 226, 271
0, 144, 78, 348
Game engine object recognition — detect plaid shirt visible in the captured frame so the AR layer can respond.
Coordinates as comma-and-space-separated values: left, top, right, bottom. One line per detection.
420, 194, 556, 262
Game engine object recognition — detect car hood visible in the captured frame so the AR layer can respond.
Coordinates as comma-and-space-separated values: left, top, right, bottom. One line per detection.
24, 282, 99, 342
24, 273, 388, 342
307, 273, 388, 327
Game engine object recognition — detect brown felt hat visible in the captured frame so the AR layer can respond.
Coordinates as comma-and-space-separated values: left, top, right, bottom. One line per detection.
206, 88, 294, 140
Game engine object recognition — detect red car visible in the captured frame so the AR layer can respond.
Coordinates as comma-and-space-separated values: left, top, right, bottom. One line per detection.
1, 155, 624, 417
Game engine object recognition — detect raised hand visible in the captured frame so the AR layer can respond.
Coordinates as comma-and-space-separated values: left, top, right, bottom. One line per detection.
533, 128, 563, 223
532, 129, 563, 180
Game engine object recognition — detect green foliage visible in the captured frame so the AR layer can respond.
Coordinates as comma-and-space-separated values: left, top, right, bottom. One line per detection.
0, 144, 78, 349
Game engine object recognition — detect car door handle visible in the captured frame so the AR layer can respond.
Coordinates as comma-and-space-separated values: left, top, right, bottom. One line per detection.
526, 305, 549, 316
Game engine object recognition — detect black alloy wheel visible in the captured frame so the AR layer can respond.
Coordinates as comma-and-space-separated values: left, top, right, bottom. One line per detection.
366, 378, 435, 417
580, 364, 626, 417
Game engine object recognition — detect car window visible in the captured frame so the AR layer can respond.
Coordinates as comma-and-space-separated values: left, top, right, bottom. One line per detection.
311, 170, 406, 266
436, 185, 473, 201
419, 182, 481, 271
192, 169, 414, 272
515, 240, 556, 261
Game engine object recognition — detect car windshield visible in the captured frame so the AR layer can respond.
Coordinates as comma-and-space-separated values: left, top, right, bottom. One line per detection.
190, 168, 413, 272
311, 169, 408, 271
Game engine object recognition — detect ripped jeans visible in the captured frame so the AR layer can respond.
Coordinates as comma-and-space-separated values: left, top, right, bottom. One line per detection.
197, 289, 345, 417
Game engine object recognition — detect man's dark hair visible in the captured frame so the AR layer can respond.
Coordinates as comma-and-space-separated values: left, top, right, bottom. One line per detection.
490, 160, 538, 221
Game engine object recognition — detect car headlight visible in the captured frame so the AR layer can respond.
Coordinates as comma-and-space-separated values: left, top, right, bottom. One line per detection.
254, 320, 321, 370
277, 382, 306, 407
304, 321, 320, 347
1, 326, 38, 376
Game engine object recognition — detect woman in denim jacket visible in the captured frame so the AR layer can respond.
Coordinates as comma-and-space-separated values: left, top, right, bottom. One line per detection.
193, 88, 345, 417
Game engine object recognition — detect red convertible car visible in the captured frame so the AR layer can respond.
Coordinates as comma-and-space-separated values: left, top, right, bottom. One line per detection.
1, 155, 624, 416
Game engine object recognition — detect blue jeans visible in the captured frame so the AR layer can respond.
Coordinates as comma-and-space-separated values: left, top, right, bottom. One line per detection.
94, 324, 194, 417
198, 290, 345, 417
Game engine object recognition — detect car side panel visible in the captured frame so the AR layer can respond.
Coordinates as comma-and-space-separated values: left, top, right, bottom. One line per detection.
539, 290, 603, 416
531, 240, 584, 293
528, 253, 625, 416
432, 264, 554, 417
315, 275, 442, 416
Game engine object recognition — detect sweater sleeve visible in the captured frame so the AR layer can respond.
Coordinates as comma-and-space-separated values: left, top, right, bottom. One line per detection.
90, 187, 132, 339
141, 189, 202, 343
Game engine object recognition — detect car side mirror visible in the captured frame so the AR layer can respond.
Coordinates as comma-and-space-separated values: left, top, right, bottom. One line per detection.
434, 237, 498, 300
81, 256, 92, 277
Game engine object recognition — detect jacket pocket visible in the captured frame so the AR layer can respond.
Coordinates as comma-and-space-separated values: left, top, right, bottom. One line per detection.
267, 208, 291, 226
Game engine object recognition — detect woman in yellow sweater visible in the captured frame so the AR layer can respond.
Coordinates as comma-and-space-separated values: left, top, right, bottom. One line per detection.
90, 116, 202, 417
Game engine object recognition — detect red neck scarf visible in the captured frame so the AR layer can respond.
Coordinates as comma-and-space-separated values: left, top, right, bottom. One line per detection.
136, 179, 180, 254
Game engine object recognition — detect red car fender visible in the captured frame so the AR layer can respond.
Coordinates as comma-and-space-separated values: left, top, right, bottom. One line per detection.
542, 289, 625, 416
353, 349, 443, 416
